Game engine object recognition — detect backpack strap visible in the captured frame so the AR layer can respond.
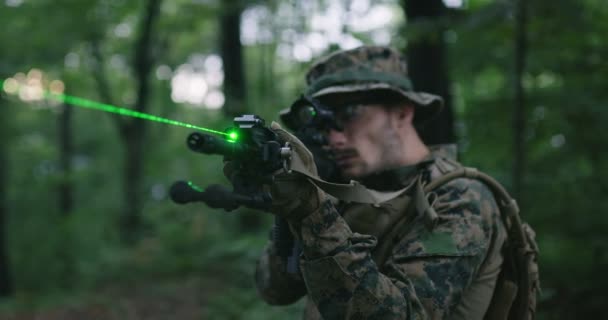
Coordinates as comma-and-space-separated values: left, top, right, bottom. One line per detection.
288, 152, 414, 204
422, 167, 526, 248
420, 167, 534, 320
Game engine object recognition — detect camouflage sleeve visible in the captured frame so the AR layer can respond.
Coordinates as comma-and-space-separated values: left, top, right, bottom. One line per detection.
297, 178, 500, 319
254, 241, 307, 305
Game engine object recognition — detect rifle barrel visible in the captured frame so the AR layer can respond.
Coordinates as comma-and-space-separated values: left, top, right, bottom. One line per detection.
186, 132, 244, 156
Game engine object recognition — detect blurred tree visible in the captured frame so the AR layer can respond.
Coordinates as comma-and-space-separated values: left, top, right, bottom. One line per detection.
512, 0, 528, 201
0, 1, 606, 318
219, 0, 265, 232
56, 97, 75, 288
220, 0, 247, 117
57, 100, 73, 215
402, 0, 455, 145
0, 0, 111, 294
450, 1, 608, 317
90, 0, 163, 243
119, 0, 162, 243
0, 97, 13, 297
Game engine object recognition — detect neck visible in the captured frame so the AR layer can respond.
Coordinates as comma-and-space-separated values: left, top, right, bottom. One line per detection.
400, 127, 430, 166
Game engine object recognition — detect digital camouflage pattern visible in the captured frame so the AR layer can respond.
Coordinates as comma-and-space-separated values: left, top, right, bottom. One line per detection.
303, 46, 443, 124
255, 146, 507, 319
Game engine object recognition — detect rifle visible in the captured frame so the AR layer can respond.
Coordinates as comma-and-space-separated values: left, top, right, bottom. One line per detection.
169, 97, 341, 274
169, 114, 290, 211
169, 95, 342, 211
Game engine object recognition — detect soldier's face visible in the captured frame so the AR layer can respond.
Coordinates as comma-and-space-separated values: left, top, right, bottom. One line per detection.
324, 101, 410, 179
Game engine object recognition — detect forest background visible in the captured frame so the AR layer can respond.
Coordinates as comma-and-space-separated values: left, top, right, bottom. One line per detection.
0, 0, 606, 319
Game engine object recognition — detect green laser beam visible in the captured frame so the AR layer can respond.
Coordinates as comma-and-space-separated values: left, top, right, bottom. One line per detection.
45, 92, 229, 136
187, 181, 204, 192
1, 79, 229, 137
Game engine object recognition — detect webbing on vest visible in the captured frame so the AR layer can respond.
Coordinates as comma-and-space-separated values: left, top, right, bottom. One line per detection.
421, 167, 533, 320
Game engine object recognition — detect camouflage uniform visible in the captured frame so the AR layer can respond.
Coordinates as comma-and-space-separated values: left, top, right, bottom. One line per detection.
257, 46, 508, 319
256, 146, 507, 319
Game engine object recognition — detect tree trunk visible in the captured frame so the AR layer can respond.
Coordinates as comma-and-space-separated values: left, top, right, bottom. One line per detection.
219, 1, 264, 232
402, 0, 455, 146
57, 100, 75, 288
120, 126, 147, 243
58, 102, 73, 215
512, 0, 528, 201
0, 98, 13, 297
220, 0, 246, 117
119, 0, 162, 243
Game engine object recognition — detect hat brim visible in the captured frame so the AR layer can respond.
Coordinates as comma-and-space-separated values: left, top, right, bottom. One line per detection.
312, 83, 443, 124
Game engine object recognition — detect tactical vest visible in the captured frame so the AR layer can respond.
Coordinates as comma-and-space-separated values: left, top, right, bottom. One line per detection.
416, 165, 540, 320
339, 165, 540, 319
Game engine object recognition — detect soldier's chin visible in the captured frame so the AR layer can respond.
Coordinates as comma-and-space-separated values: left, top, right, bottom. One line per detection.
339, 164, 367, 180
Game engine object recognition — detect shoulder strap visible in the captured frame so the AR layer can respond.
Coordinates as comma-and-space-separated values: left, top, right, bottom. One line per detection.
422, 167, 533, 320
287, 150, 414, 204
423, 167, 526, 247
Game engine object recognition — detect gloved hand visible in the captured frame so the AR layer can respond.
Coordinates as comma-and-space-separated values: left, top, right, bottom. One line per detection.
222, 122, 324, 220
267, 121, 325, 220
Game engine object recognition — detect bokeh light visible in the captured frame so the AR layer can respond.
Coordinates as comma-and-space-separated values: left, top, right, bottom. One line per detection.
443, 0, 465, 8
2, 78, 18, 94
64, 52, 80, 69
203, 91, 225, 110
27, 69, 43, 81
5, 0, 23, 8
4, 69, 65, 107
155, 65, 172, 80
49, 80, 65, 95
241, 0, 402, 62
169, 54, 225, 109
171, 64, 208, 106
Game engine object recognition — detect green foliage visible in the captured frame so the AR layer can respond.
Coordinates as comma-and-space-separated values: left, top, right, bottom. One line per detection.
449, 0, 608, 316
0, 0, 606, 318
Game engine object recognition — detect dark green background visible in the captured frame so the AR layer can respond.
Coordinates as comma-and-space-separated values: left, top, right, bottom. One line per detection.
0, 0, 605, 319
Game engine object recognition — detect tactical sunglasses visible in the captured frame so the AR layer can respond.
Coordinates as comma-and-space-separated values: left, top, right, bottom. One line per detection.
288, 95, 376, 132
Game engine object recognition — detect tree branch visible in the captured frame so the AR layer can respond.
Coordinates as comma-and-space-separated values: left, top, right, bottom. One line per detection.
90, 39, 126, 134
132, 0, 162, 115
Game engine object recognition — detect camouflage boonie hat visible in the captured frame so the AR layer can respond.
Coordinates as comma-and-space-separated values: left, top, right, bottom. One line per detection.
281, 46, 443, 128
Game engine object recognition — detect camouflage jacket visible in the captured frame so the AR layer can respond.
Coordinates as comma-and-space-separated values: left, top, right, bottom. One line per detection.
255, 145, 507, 319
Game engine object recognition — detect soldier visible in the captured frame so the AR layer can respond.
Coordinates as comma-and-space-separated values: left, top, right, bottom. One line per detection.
254, 46, 509, 319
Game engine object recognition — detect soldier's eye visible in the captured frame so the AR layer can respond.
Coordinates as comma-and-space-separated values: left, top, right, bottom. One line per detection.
337, 104, 365, 122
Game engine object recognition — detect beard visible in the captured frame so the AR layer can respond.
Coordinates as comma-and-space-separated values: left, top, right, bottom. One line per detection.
340, 125, 404, 180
